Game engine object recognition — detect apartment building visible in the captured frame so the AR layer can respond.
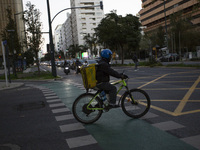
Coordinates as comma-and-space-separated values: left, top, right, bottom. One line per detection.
0, 0, 25, 56
139, 0, 200, 33
54, 25, 63, 52
70, 0, 104, 46
61, 13, 73, 51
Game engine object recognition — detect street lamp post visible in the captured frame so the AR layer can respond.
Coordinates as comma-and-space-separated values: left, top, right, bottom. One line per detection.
46, 0, 57, 77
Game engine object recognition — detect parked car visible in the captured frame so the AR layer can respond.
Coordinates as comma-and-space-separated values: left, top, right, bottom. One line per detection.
159, 53, 180, 62
87, 60, 98, 65
57, 61, 64, 67
82, 59, 98, 66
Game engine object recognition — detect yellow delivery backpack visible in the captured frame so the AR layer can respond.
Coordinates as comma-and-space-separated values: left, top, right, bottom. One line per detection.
80, 64, 97, 90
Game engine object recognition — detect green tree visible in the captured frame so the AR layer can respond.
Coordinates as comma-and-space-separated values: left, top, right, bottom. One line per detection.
83, 33, 98, 56
23, 49, 34, 66
145, 26, 165, 49
95, 12, 141, 64
169, 11, 200, 53
23, 2, 43, 74
1, 8, 22, 75
121, 14, 142, 59
44, 52, 51, 61
68, 44, 83, 58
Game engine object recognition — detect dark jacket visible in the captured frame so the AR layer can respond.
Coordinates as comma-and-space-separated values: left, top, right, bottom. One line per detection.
132, 55, 138, 63
96, 59, 122, 83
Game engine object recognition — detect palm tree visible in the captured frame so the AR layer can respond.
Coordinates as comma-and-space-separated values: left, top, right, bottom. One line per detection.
83, 33, 98, 57
69, 44, 82, 58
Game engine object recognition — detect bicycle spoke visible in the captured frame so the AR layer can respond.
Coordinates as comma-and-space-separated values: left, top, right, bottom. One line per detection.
121, 89, 150, 118
72, 93, 103, 124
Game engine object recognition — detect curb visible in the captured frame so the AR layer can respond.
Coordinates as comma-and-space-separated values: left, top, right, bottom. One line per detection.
0, 82, 24, 91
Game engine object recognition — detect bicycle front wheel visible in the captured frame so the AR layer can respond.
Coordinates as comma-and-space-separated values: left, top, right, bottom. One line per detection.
121, 89, 150, 118
72, 93, 103, 124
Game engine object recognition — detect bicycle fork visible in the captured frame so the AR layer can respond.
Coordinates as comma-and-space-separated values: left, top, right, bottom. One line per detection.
124, 87, 138, 105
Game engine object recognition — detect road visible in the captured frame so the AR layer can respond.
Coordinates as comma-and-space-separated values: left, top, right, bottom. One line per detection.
41, 65, 200, 149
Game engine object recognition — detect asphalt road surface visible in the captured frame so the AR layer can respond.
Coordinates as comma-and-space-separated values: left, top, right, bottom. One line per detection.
41, 65, 200, 149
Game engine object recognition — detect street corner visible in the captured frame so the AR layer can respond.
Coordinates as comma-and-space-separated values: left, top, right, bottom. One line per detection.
0, 82, 24, 91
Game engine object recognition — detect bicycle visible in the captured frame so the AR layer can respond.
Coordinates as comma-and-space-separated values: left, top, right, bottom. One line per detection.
72, 78, 151, 124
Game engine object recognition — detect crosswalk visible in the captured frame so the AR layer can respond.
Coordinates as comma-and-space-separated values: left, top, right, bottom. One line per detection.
25, 85, 99, 149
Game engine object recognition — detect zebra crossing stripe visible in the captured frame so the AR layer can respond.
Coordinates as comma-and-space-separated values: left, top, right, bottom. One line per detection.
60, 123, 85, 132
55, 114, 74, 121
45, 96, 59, 99
44, 93, 56, 97
46, 99, 61, 103
66, 135, 97, 148
49, 103, 65, 108
52, 108, 70, 113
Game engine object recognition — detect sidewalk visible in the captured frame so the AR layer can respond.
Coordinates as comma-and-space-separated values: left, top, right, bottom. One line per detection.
0, 82, 24, 91
0, 66, 43, 91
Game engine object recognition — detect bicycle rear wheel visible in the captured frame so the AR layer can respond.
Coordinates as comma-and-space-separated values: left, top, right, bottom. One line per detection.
121, 89, 150, 118
72, 93, 103, 124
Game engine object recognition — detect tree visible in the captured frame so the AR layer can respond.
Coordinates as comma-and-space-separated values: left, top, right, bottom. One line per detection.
23, 2, 43, 74
24, 50, 34, 67
1, 8, 22, 75
121, 14, 142, 59
83, 33, 98, 56
145, 26, 165, 49
44, 53, 51, 61
68, 44, 83, 58
95, 12, 141, 64
169, 11, 200, 54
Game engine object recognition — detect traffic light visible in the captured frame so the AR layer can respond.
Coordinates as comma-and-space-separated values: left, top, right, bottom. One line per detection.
59, 56, 61, 59
100, 1, 103, 10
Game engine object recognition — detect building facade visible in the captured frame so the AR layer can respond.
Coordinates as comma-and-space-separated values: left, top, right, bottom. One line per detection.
0, 0, 25, 56
61, 13, 73, 52
70, 0, 104, 46
54, 24, 63, 52
55, 0, 104, 58
139, 0, 200, 33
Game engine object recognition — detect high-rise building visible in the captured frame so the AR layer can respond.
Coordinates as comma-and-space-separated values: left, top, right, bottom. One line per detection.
0, 0, 25, 56
61, 13, 73, 52
139, 0, 200, 33
70, 0, 104, 46
54, 25, 63, 52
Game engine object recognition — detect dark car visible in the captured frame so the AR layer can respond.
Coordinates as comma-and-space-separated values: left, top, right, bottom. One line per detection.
84, 60, 98, 66
159, 53, 179, 62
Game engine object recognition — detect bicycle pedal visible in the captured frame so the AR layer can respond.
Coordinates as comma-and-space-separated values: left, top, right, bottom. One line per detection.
104, 105, 110, 112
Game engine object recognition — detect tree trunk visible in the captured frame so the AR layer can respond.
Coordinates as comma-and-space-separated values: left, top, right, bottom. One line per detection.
35, 52, 40, 75
120, 44, 124, 65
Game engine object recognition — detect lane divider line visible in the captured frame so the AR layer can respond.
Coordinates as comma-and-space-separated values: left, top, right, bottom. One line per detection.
174, 76, 200, 114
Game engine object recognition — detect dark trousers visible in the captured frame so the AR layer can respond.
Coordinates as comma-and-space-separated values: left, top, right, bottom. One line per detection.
96, 82, 117, 104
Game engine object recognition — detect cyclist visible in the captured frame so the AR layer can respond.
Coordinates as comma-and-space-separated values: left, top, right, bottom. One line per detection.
96, 49, 128, 108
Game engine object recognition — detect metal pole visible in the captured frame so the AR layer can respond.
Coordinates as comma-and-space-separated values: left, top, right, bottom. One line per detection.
46, 0, 57, 77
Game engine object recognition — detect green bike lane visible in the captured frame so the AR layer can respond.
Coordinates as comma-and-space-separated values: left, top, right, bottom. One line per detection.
42, 82, 197, 150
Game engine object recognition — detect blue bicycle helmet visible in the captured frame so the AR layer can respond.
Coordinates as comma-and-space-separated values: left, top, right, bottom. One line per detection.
101, 49, 112, 60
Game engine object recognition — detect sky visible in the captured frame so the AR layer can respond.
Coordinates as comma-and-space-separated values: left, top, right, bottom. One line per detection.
22, 0, 142, 53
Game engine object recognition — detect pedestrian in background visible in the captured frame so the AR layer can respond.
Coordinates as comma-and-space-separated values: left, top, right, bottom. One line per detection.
132, 54, 139, 71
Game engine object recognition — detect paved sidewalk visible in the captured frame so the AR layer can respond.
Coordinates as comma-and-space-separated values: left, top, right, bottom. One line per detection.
0, 81, 24, 91
0, 66, 45, 91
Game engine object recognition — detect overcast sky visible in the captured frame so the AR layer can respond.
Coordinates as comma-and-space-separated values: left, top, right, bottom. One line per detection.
22, 0, 142, 53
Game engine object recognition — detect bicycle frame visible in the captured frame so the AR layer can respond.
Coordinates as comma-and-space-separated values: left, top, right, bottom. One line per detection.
86, 79, 134, 111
